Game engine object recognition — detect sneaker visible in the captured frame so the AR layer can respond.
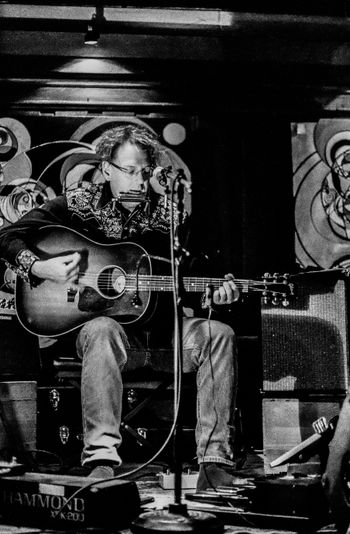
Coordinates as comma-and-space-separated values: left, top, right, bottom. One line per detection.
86, 461, 120, 479
196, 462, 237, 492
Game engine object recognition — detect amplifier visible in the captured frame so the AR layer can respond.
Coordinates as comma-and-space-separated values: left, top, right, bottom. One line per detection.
262, 273, 349, 392
0, 313, 40, 379
0, 381, 37, 460
0, 472, 140, 529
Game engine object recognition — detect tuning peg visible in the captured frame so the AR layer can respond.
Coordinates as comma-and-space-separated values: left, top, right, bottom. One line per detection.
262, 291, 269, 305
263, 272, 271, 279
272, 294, 280, 305
282, 296, 289, 307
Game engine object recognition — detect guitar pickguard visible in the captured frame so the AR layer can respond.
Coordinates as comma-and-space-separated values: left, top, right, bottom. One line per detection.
77, 286, 114, 312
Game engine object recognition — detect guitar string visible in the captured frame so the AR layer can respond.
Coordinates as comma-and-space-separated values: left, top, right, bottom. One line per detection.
62, 284, 288, 295
70, 278, 288, 289
64, 273, 290, 294
71, 273, 289, 287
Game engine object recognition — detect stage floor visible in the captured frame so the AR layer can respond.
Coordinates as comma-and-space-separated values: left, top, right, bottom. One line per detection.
0, 452, 339, 534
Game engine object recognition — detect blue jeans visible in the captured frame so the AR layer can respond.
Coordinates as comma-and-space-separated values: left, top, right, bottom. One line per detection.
76, 316, 238, 467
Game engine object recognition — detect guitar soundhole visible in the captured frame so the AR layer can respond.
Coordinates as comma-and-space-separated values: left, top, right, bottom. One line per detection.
97, 266, 126, 299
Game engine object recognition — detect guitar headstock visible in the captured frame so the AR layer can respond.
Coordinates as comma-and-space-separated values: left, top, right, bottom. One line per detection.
342, 265, 350, 277
259, 272, 294, 306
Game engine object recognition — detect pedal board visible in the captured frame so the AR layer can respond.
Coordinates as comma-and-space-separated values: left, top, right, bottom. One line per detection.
186, 475, 330, 530
250, 474, 330, 526
185, 479, 254, 510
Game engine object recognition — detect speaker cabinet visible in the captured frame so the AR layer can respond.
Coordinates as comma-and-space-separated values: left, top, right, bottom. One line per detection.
0, 312, 41, 379
262, 274, 349, 392
263, 397, 343, 474
0, 381, 37, 457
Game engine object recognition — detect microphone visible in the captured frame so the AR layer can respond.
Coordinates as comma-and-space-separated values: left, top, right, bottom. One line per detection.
151, 166, 192, 193
152, 166, 169, 187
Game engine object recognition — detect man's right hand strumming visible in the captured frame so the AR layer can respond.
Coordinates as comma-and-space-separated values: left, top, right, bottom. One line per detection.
31, 252, 81, 283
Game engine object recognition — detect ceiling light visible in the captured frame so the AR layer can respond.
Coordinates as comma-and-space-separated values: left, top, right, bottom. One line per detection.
84, 13, 100, 45
84, 7, 105, 46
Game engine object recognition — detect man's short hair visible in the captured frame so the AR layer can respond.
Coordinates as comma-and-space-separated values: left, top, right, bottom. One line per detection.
96, 124, 161, 166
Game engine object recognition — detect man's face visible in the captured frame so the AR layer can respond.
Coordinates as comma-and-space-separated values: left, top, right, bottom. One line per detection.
104, 141, 153, 211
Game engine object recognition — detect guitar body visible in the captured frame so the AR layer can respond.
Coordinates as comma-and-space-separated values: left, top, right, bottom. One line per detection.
15, 225, 294, 337
15, 226, 154, 337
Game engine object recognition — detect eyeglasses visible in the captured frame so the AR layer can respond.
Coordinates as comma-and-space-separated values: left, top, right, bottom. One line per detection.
107, 160, 154, 180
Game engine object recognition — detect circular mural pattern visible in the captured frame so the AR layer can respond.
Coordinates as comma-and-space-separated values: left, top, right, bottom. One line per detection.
295, 119, 350, 268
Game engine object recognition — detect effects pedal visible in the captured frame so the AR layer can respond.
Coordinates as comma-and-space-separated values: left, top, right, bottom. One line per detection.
185, 485, 252, 510
158, 470, 199, 489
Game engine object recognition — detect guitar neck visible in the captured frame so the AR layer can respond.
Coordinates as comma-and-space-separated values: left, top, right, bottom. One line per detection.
183, 277, 250, 292
125, 274, 291, 298
126, 275, 251, 293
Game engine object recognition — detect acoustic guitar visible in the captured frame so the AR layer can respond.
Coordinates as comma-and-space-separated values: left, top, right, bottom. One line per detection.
15, 225, 293, 337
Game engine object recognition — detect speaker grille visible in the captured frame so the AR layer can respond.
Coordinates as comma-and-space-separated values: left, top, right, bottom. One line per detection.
262, 276, 349, 392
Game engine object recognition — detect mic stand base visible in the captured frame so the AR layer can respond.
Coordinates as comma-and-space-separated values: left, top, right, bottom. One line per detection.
131, 504, 224, 533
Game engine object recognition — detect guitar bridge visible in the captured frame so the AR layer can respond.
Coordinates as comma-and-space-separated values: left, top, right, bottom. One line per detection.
67, 286, 77, 302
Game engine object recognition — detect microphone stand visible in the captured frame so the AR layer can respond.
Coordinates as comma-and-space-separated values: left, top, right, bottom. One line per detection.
131, 170, 223, 534
171, 169, 187, 514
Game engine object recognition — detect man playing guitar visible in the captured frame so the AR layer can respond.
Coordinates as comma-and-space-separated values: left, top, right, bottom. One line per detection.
0, 124, 239, 491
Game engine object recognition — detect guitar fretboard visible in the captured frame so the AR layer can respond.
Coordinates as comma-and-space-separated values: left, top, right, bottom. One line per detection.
122, 275, 282, 294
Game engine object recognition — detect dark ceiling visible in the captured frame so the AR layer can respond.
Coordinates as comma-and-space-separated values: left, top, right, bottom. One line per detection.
2, 0, 350, 17
2, 0, 350, 108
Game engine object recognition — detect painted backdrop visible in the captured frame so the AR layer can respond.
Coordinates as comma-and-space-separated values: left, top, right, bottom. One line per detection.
293, 118, 350, 269
0, 114, 192, 310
